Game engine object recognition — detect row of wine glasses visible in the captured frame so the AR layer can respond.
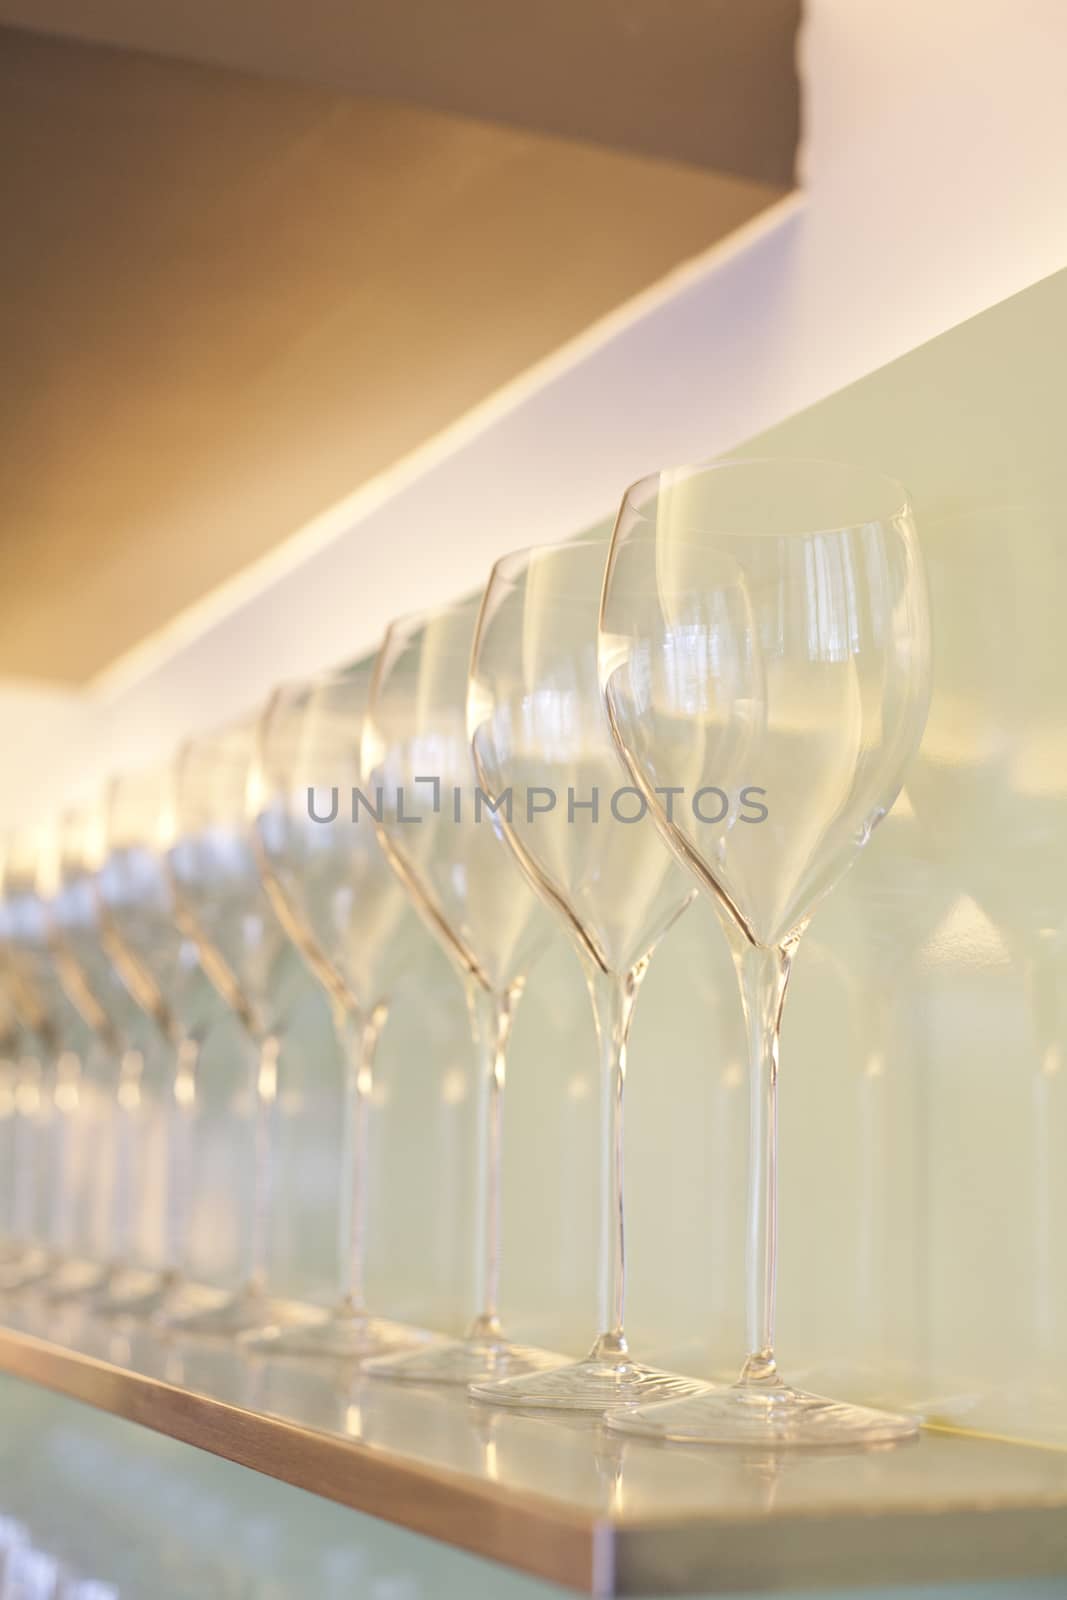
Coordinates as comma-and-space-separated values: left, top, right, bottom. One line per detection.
0, 458, 932, 1446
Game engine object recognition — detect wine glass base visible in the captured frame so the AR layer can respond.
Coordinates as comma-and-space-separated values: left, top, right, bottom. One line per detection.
242, 1310, 435, 1362
155, 1287, 291, 1341
604, 1380, 921, 1446
362, 1336, 565, 1387
0, 1250, 53, 1294
469, 1354, 706, 1413
84, 1268, 175, 1321
36, 1259, 111, 1304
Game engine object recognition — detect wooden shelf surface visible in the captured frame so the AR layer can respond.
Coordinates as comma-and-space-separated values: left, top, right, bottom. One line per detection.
2, 1305, 1067, 1595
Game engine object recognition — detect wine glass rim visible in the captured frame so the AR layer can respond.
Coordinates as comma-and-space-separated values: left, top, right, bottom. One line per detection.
265, 659, 372, 701
619, 454, 912, 534
106, 761, 172, 804
381, 591, 482, 647
488, 535, 611, 581
177, 710, 259, 758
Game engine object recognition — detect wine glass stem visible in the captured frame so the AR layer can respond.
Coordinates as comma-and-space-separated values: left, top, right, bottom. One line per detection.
335, 1002, 386, 1317
465, 981, 517, 1341
165, 1037, 198, 1277
729, 934, 793, 1386
246, 1031, 280, 1297
585, 960, 646, 1359
112, 1048, 140, 1268
49, 1054, 74, 1257
13, 1063, 38, 1246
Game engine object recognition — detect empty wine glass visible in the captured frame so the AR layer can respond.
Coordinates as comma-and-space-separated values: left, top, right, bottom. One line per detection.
46, 806, 182, 1309
162, 718, 302, 1339
0, 840, 58, 1290
599, 457, 931, 1445
0, 827, 100, 1298
244, 663, 433, 1358
0, 963, 20, 1261
44, 805, 177, 1314
467, 537, 703, 1411
97, 767, 229, 1324
361, 598, 564, 1385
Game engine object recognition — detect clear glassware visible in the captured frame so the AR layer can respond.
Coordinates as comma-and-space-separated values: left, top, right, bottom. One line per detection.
161, 719, 303, 1339
44, 806, 176, 1315
97, 768, 229, 1324
598, 457, 931, 1445
0, 858, 55, 1291
0, 828, 99, 1297
243, 664, 434, 1359
0, 985, 21, 1263
467, 537, 703, 1411
0, 857, 43, 1276
361, 598, 564, 1386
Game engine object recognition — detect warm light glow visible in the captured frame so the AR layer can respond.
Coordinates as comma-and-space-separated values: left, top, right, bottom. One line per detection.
55, 1053, 81, 1113
118, 1078, 141, 1111
156, 796, 178, 851
257, 1048, 279, 1105
15, 1078, 40, 1117
174, 1066, 197, 1110
245, 759, 267, 822
84, 808, 109, 872
441, 1067, 468, 1106
35, 824, 61, 899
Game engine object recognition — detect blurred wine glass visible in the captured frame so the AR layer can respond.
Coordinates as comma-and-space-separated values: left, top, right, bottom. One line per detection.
0, 828, 99, 1298
467, 537, 702, 1411
244, 663, 434, 1359
0, 839, 59, 1290
162, 719, 302, 1339
36, 806, 173, 1305
97, 767, 229, 1325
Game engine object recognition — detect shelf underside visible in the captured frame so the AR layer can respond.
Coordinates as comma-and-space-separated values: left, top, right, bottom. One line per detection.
2, 1305, 1067, 1595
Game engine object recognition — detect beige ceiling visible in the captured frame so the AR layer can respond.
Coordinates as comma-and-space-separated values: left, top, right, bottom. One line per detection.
0, 1, 800, 184
0, 22, 795, 684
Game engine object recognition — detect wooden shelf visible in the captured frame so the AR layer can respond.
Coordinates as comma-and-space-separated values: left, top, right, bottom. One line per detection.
2, 1306, 1067, 1595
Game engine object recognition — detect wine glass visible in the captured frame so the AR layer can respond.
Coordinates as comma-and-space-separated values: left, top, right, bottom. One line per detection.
466, 537, 703, 1411
163, 718, 302, 1338
44, 806, 178, 1315
598, 457, 931, 1445
0, 840, 59, 1290
97, 767, 229, 1324
361, 598, 564, 1385
0, 960, 21, 1261
0, 827, 101, 1297
32, 809, 128, 1304
244, 663, 433, 1358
